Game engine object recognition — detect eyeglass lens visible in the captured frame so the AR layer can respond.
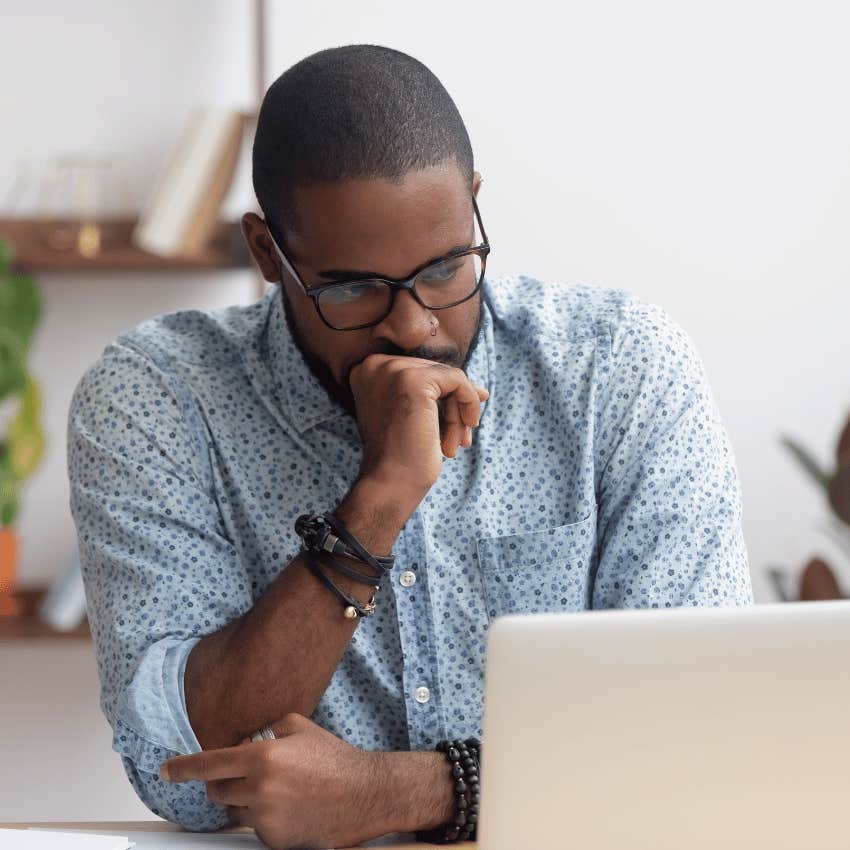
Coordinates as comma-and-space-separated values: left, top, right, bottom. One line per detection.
317, 252, 484, 329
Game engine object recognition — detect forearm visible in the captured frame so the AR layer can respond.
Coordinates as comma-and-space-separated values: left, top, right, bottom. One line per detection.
185, 477, 420, 750
373, 750, 457, 836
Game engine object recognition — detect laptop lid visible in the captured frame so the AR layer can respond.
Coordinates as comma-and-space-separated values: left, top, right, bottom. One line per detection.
479, 602, 850, 850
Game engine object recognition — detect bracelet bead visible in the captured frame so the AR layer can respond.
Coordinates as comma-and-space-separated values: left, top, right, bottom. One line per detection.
416, 737, 482, 844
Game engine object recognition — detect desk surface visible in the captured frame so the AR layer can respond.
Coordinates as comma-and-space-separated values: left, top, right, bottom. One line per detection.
0, 821, 476, 849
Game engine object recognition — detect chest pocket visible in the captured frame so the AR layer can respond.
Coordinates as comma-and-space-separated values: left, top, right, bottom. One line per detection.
476, 512, 597, 621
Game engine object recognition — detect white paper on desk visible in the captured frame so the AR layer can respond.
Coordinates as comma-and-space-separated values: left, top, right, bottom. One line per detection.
30, 826, 413, 849
29, 830, 315, 850
1, 829, 133, 849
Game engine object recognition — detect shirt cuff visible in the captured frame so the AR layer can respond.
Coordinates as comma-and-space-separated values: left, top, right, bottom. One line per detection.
111, 635, 203, 774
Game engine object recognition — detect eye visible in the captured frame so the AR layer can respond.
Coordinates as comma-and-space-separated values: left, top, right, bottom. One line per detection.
418, 257, 465, 283
319, 281, 387, 304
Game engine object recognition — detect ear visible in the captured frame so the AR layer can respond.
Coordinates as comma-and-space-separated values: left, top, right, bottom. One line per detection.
472, 170, 483, 198
241, 212, 283, 283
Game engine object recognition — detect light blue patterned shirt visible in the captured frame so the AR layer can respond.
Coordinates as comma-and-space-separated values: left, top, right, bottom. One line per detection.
67, 276, 752, 830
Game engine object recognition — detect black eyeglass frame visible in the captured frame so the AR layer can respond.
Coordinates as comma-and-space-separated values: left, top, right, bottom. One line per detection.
266, 195, 491, 332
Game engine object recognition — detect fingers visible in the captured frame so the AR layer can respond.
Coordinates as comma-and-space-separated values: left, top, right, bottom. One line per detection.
160, 745, 250, 783
269, 712, 309, 738
354, 352, 490, 460
207, 777, 252, 807
431, 373, 484, 425
440, 396, 467, 458
366, 353, 489, 424
239, 712, 305, 748
439, 384, 487, 457
227, 805, 252, 827
442, 374, 488, 436
441, 369, 490, 448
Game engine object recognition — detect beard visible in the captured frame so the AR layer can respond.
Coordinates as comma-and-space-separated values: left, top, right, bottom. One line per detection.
279, 286, 484, 420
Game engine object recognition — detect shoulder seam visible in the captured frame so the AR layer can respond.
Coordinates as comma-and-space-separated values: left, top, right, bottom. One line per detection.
111, 336, 217, 498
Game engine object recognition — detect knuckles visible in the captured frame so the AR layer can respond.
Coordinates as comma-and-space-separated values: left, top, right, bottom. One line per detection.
256, 742, 282, 769
351, 354, 468, 399
273, 711, 307, 737
253, 776, 277, 801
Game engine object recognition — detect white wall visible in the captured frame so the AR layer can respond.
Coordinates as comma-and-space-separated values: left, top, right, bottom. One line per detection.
1, 0, 260, 588
1, 0, 258, 821
2, 0, 850, 822
263, 0, 850, 600
1, 645, 155, 821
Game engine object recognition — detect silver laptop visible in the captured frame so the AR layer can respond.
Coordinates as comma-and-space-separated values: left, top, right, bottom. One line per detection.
479, 601, 850, 850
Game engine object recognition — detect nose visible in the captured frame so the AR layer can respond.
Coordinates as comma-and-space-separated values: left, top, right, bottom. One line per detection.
369, 288, 434, 350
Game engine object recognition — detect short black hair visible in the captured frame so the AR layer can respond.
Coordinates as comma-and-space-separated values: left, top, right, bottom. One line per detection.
252, 44, 474, 236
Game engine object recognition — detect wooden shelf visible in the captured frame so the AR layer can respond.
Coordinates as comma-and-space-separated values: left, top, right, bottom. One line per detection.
0, 586, 90, 641
0, 217, 251, 273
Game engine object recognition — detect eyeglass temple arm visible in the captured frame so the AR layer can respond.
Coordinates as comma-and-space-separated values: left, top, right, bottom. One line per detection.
268, 229, 313, 296
472, 195, 489, 246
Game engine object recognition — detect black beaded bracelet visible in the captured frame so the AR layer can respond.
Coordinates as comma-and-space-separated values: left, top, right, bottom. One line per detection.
416, 738, 481, 844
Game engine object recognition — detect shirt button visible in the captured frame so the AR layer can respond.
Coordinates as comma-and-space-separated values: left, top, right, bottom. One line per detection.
414, 686, 431, 703
399, 570, 417, 587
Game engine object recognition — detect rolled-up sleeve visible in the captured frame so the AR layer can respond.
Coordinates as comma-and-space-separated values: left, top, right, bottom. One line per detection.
67, 340, 250, 829
592, 299, 753, 608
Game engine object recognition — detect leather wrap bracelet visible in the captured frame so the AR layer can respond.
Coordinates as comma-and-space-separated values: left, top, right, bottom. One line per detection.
302, 550, 379, 619
295, 512, 394, 573
296, 511, 392, 619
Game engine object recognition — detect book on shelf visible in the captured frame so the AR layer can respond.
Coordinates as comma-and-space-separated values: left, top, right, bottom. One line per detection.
133, 107, 246, 257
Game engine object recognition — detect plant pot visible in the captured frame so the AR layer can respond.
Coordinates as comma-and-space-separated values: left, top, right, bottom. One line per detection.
0, 525, 18, 616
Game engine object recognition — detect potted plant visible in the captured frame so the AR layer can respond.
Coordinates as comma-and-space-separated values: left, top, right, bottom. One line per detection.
776, 417, 850, 600
0, 239, 45, 615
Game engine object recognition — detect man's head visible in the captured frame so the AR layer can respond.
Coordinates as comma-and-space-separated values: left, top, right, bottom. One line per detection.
242, 45, 484, 417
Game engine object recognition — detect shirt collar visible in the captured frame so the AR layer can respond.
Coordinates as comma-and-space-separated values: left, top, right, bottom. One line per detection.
261, 285, 494, 434
463, 293, 494, 424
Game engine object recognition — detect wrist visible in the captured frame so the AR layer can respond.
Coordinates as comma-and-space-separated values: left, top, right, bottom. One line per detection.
356, 470, 430, 516
370, 750, 455, 835
336, 475, 425, 556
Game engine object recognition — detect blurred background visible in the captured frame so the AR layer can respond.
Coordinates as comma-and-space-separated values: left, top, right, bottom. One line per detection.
2, 0, 849, 823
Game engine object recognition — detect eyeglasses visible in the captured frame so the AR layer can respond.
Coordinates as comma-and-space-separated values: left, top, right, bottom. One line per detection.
267, 195, 490, 331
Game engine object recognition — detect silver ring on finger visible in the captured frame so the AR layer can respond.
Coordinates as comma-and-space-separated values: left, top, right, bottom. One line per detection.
250, 725, 276, 743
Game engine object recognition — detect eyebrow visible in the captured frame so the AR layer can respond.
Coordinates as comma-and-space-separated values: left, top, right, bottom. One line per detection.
316, 243, 472, 281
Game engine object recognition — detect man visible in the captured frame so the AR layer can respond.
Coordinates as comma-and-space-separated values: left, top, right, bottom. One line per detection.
68, 45, 752, 849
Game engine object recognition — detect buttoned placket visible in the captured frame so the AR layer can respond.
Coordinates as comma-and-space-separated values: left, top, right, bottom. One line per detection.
393, 510, 444, 750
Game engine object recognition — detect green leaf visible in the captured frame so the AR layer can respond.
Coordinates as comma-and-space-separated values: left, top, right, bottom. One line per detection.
0, 326, 27, 402
0, 242, 42, 520
0, 492, 18, 526
8, 377, 45, 481
0, 445, 18, 526
0, 270, 41, 352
